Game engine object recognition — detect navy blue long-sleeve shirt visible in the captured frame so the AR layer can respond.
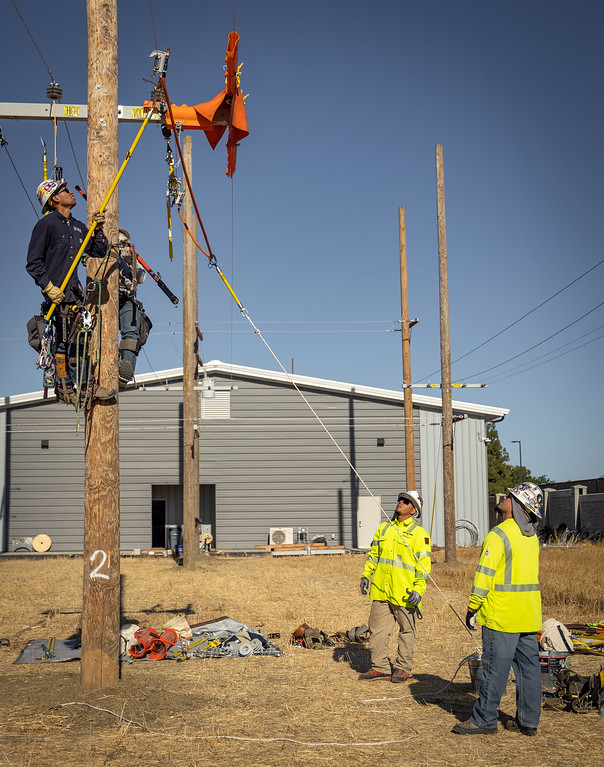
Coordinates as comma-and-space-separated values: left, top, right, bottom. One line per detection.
26, 210, 108, 303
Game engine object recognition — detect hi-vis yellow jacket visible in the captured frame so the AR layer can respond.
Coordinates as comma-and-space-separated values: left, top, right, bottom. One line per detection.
361, 518, 431, 608
469, 517, 541, 633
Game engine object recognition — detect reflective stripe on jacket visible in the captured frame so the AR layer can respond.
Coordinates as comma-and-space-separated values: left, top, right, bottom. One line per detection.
469, 517, 541, 633
361, 518, 431, 607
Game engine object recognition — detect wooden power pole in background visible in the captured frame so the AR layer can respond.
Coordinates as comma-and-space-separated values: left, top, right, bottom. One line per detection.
399, 207, 416, 491
435, 145, 457, 563
182, 135, 199, 569
81, 0, 121, 688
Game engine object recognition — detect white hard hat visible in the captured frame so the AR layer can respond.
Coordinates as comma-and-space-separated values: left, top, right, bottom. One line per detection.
508, 481, 543, 519
397, 490, 423, 516
36, 179, 66, 212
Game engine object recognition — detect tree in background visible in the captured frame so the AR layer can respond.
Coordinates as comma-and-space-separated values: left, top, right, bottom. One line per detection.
486, 423, 550, 495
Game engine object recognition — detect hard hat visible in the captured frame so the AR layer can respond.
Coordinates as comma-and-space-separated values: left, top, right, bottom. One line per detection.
36, 179, 66, 212
397, 490, 423, 516
118, 228, 131, 244
508, 481, 543, 519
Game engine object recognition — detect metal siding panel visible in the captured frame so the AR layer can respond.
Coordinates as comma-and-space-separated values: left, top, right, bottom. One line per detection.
5, 370, 489, 552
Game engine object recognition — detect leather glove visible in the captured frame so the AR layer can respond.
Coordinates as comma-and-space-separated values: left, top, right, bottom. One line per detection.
43, 281, 64, 305
360, 577, 369, 595
92, 210, 106, 228
466, 608, 477, 631
406, 589, 421, 608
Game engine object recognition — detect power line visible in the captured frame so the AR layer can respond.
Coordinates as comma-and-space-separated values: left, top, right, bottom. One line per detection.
10, 0, 55, 82
481, 322, 604, 383
0, 126, 39, 218
484, 331, 604, 384
453, 300, 604, 382
416, 256, 604, 382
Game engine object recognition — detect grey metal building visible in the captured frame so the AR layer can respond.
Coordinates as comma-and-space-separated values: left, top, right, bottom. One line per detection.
0, 361, 508, 553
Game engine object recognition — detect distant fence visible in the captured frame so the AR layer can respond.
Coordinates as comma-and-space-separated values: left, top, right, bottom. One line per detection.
489, 485, 604, 540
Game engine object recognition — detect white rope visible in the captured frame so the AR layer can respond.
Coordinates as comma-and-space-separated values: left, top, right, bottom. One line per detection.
58, 702, 418, 746
238, 308, 481, 651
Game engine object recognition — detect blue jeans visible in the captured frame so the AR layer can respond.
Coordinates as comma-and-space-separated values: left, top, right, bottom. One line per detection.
471, 626, 541, 729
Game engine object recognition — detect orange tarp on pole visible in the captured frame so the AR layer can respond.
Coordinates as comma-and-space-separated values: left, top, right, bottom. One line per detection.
144, 31, 249, 176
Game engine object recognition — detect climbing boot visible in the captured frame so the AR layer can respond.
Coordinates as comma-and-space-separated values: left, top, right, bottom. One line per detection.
81, 384, 117, 405
118, 360, 134, 389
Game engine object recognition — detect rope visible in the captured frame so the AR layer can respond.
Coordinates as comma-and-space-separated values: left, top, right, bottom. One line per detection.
58, 702, 418, 746
160, 78, 216, 261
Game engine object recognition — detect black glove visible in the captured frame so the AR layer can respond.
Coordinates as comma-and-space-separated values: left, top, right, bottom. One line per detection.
360, 577, 369, 595
406, 589, 421, 608
466, 608, 477, 631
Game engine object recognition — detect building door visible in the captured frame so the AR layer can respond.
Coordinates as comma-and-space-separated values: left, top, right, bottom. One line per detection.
151, 499, 166, 548
357, 495, 382, 549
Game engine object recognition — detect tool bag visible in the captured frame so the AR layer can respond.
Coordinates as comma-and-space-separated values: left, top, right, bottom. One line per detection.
27, 315, 48, 352
540, 618, 574, 653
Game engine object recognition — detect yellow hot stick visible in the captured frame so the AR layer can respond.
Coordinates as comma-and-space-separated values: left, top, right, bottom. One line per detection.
45, 105, 155, 322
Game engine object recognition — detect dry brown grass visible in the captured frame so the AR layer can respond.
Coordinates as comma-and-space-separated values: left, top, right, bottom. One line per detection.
0, 544, 602, 767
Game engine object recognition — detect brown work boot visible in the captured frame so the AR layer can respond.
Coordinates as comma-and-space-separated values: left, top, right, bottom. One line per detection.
82, 383, 116, 404
358, 669, 392, 681
391, 668, 412, 683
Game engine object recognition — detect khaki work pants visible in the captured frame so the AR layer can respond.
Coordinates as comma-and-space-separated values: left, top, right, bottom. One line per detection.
368, 599, 417, 674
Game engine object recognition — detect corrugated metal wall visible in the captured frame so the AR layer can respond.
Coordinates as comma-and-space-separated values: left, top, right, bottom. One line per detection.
4, 369, 494, 552
419, 409, 489, 547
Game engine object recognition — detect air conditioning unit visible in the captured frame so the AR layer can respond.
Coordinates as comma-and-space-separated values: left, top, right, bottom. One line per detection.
10, 536, 34, 552
269, 527, 294, 545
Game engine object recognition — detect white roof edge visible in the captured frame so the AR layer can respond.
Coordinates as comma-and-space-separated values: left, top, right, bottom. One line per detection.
1, 360, 510, 419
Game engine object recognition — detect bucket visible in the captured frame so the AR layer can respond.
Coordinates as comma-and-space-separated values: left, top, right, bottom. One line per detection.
539, 651, 570, 691
169, 527, 181, 550
468, 654, 483, 693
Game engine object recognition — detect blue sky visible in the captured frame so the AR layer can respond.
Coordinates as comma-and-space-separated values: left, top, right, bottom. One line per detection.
1, 1, 602, 483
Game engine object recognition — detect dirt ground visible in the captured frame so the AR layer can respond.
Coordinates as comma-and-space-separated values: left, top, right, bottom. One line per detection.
0, 551, 602, 766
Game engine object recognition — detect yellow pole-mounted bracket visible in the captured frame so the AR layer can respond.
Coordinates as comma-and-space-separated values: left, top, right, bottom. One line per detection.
45, 104, 155, 322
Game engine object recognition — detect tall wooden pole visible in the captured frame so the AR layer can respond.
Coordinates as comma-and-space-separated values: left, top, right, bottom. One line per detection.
399, 207, 415, 491
81, 0, 120, 688
182, 136, 199, 569
435, 145, 457, 563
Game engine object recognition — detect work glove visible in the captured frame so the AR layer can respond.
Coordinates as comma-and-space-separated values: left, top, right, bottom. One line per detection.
43, 281, 64, 305
466, 608, 477, 631
360, 577, 369, 595
92, 210, 105, 228
406, 589, 421, 608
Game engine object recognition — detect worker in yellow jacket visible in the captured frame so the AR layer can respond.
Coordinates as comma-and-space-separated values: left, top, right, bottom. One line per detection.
452, 481, 543, 736
359, 490, 431, 682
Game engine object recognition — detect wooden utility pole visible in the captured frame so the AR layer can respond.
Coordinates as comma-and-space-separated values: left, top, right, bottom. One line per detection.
435, 145, 457, 563
182, 135, 199, 569
81, 0, 121, 688
399, 207, 415, 490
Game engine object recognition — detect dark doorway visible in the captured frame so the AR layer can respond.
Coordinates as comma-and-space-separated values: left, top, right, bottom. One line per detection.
151, 499, 166, 548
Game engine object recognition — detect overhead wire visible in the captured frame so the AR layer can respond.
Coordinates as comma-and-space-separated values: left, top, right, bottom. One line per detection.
0, 127, 39, 217
9, 0, 55, 82
416, 256, 604, 383
453, 299, 604, 382
483, 330, 604, 385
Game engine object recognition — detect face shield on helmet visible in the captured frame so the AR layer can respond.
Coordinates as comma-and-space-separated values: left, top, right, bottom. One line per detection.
507, 481, 544, 519
36, 179, 66, 213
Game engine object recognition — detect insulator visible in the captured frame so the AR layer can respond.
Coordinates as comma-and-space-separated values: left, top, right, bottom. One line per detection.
46, 81, 63, 101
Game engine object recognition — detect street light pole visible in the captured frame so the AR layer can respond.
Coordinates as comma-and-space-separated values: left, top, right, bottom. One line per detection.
512, 440, 523, 482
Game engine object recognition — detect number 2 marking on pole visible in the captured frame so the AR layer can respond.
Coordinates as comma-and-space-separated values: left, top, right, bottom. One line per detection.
90, 550, 110, 580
